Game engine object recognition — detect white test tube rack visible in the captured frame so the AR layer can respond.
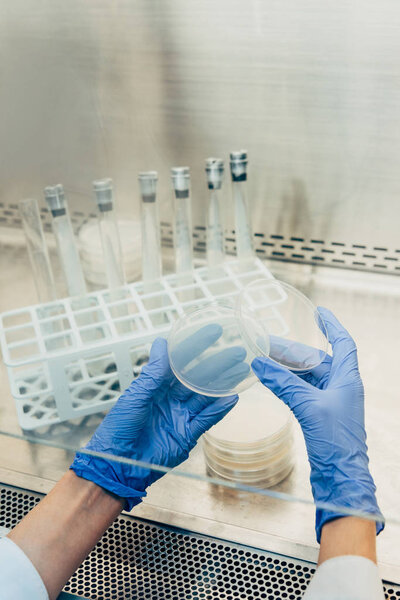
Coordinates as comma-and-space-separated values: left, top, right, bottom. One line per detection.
0, 257, 287, 431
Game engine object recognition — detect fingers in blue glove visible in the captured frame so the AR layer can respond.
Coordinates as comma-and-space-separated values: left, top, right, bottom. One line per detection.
317, 307, 359, 380
171, 363, 250, 403
109, 338, 172, 442
210, 362, 250, 392
184, 392, 217, 416
183, 346, 247, 388
170, 323, 223, 370
189, 395, 238, 440
267, 333, 331, 388
269, 335, 327, 371
171, 349, 248, 399
133, 337, 173, 393
252, 356, 313, 413
183, 362, 250, 416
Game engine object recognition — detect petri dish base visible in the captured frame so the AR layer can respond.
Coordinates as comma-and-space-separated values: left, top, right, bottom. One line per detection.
203, 383, 294, 488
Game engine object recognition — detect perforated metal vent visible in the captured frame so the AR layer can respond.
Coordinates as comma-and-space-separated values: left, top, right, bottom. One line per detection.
0, 485, 41, 528
0, 484, 399, 600
160, 223, 400, 275
1, 201, 398, 276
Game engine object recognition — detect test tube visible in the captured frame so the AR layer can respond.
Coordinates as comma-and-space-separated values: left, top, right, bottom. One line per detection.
171, 166, 193, 274
44, 184, 87, 297
205, 158, 225, 268
19, 198, 57, 303
138, 171, 162, 283
230, 150, 253, 259
93, 178, 126, 289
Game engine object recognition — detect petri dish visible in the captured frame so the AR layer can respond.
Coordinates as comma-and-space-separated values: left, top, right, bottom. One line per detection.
205, 455, 294, 487
238, 279, 328, 372
203, 382, 294, 486
167, 301, 268, 397
167, 278, 328, 397
206, 382, 291, 447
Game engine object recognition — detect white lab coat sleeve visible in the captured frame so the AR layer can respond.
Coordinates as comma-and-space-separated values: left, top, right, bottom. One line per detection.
303, 555, 385, 600
0, 537, 49, 600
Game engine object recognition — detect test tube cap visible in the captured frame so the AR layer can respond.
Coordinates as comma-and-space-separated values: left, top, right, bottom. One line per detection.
171, 166, 190, 198
138, 171, 158, 203
44, 184, 66, 216
205, 158, 224, 190
229, 150, 248, 182
93, 178, 114, 212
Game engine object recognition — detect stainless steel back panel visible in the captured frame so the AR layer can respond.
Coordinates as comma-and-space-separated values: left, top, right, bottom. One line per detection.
1, 0, 399, 255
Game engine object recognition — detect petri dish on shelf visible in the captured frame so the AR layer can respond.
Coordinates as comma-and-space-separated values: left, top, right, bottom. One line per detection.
167, 278, 328, 397
206, 382, 290, 448
203, 382, 294, 487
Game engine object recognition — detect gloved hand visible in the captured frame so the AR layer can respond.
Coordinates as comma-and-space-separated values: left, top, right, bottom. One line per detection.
71, 324, 246, 510
252, 307, 384, 542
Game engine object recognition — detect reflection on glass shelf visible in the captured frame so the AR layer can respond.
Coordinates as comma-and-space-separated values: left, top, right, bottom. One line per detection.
0, 426, 393, 529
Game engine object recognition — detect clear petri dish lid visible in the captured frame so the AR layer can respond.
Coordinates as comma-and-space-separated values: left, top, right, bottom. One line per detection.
237, 278, 328, 371
167, 278, 328, 398
167, 301, 267, 397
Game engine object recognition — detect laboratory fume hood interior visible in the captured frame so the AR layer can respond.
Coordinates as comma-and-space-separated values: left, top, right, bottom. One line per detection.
0, 1, 399, 599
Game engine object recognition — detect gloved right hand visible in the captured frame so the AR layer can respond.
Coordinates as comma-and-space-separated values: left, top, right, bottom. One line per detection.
252, 307, 384, 542
71, 325, 247, 511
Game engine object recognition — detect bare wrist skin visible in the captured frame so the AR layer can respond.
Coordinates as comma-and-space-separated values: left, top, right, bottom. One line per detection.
8, 471, 123, 600
318, 517, 377, 566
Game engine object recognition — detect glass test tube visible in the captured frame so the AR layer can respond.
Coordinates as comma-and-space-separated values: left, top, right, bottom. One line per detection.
93, 178, 125, 289
230, 150, 253, 260
44, 184, 87, 297
171, 166, 193, 275
138, 171, 162, 283
19, 198, 57, 303
92, 178, 130, 349
205, 158, 225, 268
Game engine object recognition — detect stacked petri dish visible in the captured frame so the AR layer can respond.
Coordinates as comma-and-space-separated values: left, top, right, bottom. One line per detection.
203, 381, 294, 488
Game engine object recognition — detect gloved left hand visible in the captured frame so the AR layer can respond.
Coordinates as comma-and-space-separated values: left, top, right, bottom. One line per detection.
252, 308, 384, 542
71, 326, 245, 510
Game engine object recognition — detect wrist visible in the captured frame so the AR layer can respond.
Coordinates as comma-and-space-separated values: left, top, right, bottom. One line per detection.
70, 452, 146, 511
309, 464, 384, 543
67, 469, 124, 509
9, 471, 124, 600
312, 482, 384, 543
318, 517, 377, 565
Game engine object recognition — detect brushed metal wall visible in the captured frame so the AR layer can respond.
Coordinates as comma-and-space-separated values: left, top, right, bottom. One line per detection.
1, 0, 400, 250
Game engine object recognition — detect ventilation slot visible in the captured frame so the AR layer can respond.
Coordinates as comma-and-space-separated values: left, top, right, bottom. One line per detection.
1, 201, 398, 276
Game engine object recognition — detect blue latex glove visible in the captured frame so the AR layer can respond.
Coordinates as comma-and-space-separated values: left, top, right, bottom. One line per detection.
252, 307, 384, 542
71, 325, 245, 510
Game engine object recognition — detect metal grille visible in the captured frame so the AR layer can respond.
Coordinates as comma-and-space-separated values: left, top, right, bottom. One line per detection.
250, 234, 400, 274
162, 224, 400, 275
1, 201, 399, 276
0, 484, 399, 600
